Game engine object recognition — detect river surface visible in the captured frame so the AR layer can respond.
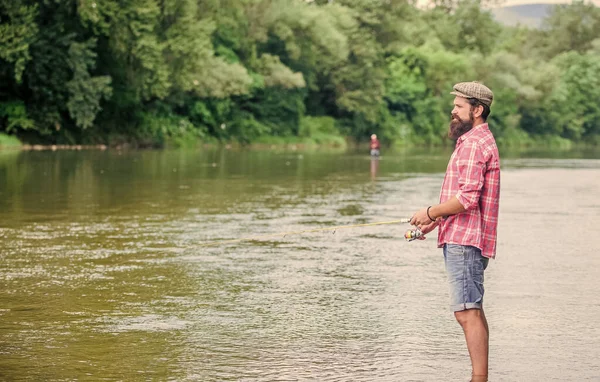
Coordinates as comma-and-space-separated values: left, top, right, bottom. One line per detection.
0, 148, 599, 381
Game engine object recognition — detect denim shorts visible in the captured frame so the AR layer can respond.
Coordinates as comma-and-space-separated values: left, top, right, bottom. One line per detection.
443, 244, 489, 312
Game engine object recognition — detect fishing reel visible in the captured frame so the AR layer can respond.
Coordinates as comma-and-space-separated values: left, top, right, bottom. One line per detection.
404, 228, 423, 242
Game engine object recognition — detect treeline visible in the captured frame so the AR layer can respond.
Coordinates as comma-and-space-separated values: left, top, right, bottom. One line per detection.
1, 0, 599, 148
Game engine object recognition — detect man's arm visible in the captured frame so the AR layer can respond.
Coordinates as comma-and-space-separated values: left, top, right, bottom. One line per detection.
410, 197, 466, 229
410, 141, 486, 229
431, 197, 466, 219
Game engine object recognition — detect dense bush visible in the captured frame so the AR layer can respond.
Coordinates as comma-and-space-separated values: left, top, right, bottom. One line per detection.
1, 0, 599, 148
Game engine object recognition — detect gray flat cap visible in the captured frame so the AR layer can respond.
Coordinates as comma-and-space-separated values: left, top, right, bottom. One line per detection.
450, 81, 493, 107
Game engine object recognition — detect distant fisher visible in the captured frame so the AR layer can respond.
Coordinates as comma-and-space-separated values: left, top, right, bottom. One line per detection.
369, 134, 380, 157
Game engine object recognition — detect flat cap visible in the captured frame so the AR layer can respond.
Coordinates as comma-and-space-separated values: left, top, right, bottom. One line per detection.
450, 81, 493, 107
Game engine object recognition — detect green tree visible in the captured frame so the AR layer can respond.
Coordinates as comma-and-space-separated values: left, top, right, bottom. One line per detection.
0, 0, 38, 83
540, 1, 600, 57
66, 39, 112, 129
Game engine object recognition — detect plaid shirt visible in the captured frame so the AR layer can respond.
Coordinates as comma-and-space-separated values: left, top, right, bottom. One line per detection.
438, 123, 500, 258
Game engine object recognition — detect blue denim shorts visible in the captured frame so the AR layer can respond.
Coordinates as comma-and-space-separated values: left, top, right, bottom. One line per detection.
443, 244, 489, 312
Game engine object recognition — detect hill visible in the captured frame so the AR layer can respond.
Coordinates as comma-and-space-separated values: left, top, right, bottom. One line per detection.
490, 3, 556, 28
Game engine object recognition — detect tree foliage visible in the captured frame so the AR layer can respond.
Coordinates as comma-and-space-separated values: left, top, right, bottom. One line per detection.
0, 0, 599, 147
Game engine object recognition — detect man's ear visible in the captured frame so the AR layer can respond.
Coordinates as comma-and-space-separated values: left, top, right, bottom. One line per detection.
472, 104, 483, 118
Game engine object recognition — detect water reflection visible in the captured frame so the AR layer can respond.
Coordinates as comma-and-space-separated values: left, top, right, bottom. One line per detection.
370, 157, 379, 181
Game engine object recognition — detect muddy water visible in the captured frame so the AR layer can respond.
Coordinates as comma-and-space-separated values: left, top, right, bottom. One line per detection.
0, 149, 599, 381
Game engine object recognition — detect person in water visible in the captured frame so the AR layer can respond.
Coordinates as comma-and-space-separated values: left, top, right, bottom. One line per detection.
410, 81, 500, 382
370, 134, 380, 157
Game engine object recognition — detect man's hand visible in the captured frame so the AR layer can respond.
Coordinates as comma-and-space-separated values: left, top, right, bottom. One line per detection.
410, 207, 434, 229
415, 220, 438, 240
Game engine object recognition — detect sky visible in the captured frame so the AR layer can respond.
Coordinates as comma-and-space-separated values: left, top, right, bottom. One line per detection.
498, 0, 600, 5
415, 0, 600, 7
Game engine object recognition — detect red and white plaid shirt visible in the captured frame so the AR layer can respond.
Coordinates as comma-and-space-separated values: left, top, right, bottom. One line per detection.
438, 123, 500, 258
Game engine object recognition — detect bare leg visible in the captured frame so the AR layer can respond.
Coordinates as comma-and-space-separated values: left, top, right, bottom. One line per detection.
454, 308, 489, 379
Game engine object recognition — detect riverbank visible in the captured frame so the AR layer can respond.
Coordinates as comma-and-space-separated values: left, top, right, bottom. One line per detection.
1, 142, 343, 152
1, 132, 597, 153
0, 132, 350, 152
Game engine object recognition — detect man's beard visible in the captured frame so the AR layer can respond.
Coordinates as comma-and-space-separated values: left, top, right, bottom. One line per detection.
448, 112, 474, 140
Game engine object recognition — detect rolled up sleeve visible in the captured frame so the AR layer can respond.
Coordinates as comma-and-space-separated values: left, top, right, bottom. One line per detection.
455, 141, 486, 210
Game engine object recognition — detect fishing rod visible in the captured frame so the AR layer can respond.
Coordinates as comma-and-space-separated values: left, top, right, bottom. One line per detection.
198, 218, 424, 247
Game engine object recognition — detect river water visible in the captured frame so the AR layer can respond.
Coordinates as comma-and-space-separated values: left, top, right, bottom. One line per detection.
0, 148, 599, 381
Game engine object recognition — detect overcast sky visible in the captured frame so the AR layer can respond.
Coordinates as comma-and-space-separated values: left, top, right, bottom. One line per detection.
498, 0, 599, 5
416, 0, 600, 7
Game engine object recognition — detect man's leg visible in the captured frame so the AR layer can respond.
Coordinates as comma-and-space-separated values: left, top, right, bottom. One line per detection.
443, 244, 490, 380
455, 308, 488, 378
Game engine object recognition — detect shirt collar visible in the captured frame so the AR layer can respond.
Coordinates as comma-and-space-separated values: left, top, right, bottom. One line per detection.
457, 123, 489, 143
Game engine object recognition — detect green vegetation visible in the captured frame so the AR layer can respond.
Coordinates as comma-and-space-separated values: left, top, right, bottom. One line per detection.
1, 0, 599, 148
0, 133, 21, 147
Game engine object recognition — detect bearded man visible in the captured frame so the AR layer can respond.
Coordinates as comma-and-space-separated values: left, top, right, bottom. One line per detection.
410, 82, 501, 382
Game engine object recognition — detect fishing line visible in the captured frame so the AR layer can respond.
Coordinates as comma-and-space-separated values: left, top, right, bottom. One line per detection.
197, 218, 417, 247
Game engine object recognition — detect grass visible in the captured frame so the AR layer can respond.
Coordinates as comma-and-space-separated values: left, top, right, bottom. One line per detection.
0, 133, 22, 148
251, 133, 347, 149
